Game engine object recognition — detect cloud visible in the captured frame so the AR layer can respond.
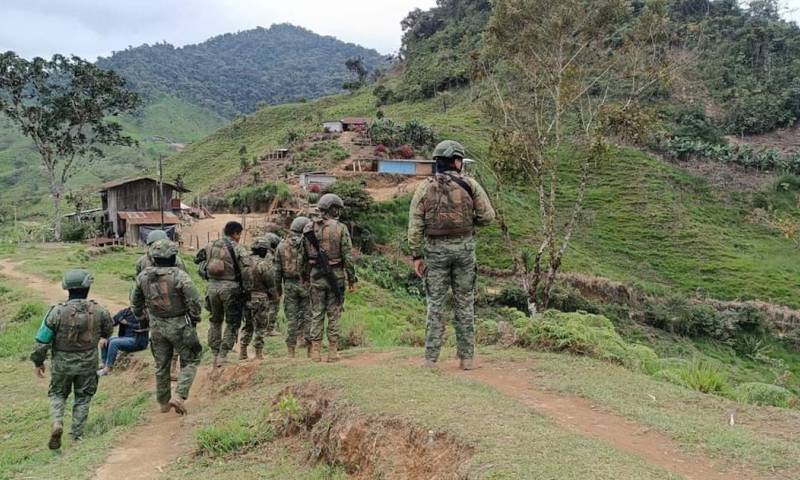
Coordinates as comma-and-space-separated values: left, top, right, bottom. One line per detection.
0, 0, 437, 60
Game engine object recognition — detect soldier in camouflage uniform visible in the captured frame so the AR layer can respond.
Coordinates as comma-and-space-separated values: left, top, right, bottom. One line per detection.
239, 235, 280, 360
201, 221, 250, 366
275, 216, 312, 358
131, 239, 203, 415
408, 140, 496, 370
31, 270, 113, 450
303, 194, 357, 362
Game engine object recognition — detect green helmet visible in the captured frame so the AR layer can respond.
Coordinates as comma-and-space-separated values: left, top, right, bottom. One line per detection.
318, 193, 344, 211
149, 239, 178, 259
264, 232, 282, 250
251, 238, 270, 251
62, 269, 94, 290
146, 229, 168, 245
290, 216, 311, 233
433, 140, 466, 160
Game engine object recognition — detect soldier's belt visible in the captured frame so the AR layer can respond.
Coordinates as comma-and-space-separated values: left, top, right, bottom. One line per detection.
309, 260, 342, 267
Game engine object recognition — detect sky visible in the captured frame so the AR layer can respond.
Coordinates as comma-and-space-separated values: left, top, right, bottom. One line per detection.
0, 0, 439, 60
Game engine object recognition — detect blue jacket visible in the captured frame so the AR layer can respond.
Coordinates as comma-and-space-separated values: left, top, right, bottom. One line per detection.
113, 308, 147, 338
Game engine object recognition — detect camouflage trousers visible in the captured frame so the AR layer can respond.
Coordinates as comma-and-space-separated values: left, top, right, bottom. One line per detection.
48, 370, 97, 438
284, 280, 311, 347
241, 295, 278, 350
150, 317, 203, 405
207, 281, 243, 358
423, 237, 477, 362
309, 268, 345, 343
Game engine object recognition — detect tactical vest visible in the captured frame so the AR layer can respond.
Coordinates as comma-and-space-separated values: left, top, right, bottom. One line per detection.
206, 238, 236, 281
308, 219, 344, 265
250, 255, 273, 294
142, 268, 188, 318
278, 236, 303, 278
53, 300, 100, 352
422, 174, 475, 237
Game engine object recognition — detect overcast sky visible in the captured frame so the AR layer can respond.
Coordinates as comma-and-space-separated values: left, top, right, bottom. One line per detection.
2, 0, 800, 61
0, 0, 439, 60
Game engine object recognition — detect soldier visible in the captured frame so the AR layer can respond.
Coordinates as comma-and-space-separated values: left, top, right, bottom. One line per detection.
131, 239, 203, 415
303, 194, 357, 362
263, 232, 283, 337
202, 221, 250, 367
30, 269, 113, 450
136, 229, 186, 275
275, 216, 312, 358
408, 140, 496, 370
239, 236, 279, 360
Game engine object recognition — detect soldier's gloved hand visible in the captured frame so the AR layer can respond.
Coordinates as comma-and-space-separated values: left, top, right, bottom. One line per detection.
35, 364, 45, 378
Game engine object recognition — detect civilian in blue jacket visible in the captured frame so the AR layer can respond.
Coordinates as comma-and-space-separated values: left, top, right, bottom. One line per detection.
97, 307, 149, 376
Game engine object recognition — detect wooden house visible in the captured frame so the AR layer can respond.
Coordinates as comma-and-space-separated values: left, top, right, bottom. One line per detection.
340, 117, 369, 131
378, 159, 435, 176
299, 171, 337, 191
98, 177, 190, 245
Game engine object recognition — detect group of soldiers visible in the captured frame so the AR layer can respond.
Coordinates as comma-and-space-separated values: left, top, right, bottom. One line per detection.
29, 139, 494, 451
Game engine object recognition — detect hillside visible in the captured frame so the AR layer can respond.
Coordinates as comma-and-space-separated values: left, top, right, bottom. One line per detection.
96, 24, 388, 117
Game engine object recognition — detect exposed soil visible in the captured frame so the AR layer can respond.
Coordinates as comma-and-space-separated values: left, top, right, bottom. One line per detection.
274, 383, 474, 480
180, 213, 276, 250
677, 158, 777, 193
728, 123, 800, 156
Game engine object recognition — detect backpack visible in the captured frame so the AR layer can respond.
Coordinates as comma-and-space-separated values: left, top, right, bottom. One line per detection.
422, 174, 475, 237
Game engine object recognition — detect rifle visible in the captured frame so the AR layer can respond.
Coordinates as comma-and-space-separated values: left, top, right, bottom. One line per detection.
303, 229, 344, 305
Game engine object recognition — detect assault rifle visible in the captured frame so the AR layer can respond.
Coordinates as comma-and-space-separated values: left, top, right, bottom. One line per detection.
303, 229, 344, 305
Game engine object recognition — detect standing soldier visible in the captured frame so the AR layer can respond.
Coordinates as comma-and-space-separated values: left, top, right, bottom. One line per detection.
239, 235, 279, 360
408, 140, 496, 370
263, 233, 283, 337
303, 194, 357, 362
131, 239, 203, 415
31, 270, 113, 450
275, 216, 312, 358
201, 221, 250, 367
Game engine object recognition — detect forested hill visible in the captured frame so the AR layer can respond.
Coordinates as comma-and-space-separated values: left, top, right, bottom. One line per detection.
96, 24, 387, 117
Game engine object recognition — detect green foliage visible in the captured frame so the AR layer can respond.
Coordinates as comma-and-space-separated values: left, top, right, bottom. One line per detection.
355, 254, 423, 298
85, 392, 149, 436
196, 415, 274, 456
662, 138, 789, 172
97, 24, 386, 117
367, 118, 437, 149
61, 222, 95, 242
662, 105, 723, 144
225, 182, 291, 212
323, 179, 374, 223
734, 382, 795, 408
12, 303, 44, 324
293, 140, 349, 166
655, 360, 731, 395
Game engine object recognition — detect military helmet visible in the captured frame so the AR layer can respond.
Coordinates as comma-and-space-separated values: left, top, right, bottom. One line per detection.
264, 232, 281, 250
62, 269, 94, 290
251, 238, 270, 251
290, 216, 311, 233
318, 193, 344, 211
433, 140, 466, 160
149, 239, 179, 259
146, 229, 168, 246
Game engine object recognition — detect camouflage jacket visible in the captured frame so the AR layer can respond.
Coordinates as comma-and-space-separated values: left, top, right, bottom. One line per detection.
31, 299, 113, 373
274, 234, 308, 283
408, 172, 496, 257
131, 267, 202, 321
247, 252, 278, 298
203, 236, 251, 285
136, 253, 187, 276
303, 217, 357, 286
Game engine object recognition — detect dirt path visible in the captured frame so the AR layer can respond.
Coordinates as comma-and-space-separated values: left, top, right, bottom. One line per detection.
342, 352, 757, 480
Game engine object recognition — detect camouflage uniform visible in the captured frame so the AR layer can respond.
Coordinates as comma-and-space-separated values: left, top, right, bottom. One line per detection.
303, 205, 357, 360
408, 165, 495, 364
131, 241, 203, 409
203, 236, 250, 361
241, 249, 279, 355
31, 286, 113, 445
275, 231, 312, 352
136, 253, 186, 275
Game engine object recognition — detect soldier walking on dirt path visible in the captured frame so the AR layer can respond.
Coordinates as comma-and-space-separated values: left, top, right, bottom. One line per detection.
240, 235, 280, 360
131, 239, 203, 415
31, 269, 113, 450
197, 221, 250, 367
276, 216, 312, 358
408, 140, 496, 370
303, 195, 358, 362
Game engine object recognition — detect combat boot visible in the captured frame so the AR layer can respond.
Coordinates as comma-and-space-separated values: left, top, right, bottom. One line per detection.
327, 340, 340, 363
459, 358, 475, 371
239, 346, 249, 361
159, 403, 171, 413
423, 358, 438, 369
287, 345, 296, 358
255, 347, 263, 360
48, 421, 63, 450
169, 398, 187, 415
311, 341, 322, 362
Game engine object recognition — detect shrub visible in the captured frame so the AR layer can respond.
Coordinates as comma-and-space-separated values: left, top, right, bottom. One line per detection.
733, 334, 772, 358
61, 222, 94, 242
776, 174, 800, 192
226, 182, 291, 212
394, 144, 414, 159
13, 303, 44, 324
655, 361, 730, 395
475, 320, 500, 345
494, 287, 529, 313
323, 180, 374, 223
733, 382, 794, 408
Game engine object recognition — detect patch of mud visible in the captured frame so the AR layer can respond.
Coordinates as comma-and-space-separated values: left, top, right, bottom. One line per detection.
207, 361, 262, 394
273, 383, 474, 480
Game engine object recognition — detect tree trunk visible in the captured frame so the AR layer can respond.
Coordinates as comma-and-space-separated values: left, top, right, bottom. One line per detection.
52, 190, 62, 242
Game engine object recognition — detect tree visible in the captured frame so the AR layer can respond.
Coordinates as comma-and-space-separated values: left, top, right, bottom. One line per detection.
483, 0, 675, 314
0, 52, 140, 240
239, 144, 249, 173
343, 57, 369, 92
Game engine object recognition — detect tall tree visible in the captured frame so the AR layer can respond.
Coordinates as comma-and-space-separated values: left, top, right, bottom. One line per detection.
483, 0, 675, 313
0, 52, 140, 240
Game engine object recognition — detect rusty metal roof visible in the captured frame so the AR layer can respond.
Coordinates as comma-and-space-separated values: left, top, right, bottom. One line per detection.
118, 211, 181, 225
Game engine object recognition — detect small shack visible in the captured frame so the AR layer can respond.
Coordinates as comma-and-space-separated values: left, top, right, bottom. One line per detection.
340, 117, 369, 132
299, 171, 337, 191
323, 121, 343, 133
378, 159, 435, 176
98, 177, 190, 245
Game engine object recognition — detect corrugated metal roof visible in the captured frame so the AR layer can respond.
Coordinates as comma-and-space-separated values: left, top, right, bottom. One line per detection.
340, 117, 369, 124
118, 211, 181, 225
98, 176, 190, 193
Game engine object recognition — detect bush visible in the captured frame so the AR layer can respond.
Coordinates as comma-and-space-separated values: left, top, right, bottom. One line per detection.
655, 361, 730, 395
12, 303, 44, 324
394, 144, 414, 159
494, 287, 529, 313
225, 182, 291, 212
733, 382, 795, 408
61, 222, 94, 242
323, 180, 374, 223
367, 118, 437, 148
475, 319, 500, 345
